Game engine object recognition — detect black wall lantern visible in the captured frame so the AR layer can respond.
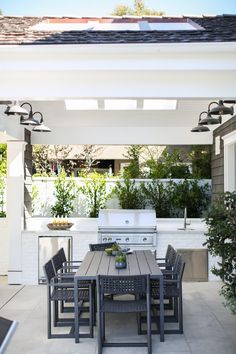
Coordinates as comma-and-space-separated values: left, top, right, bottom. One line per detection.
191, 99, 236, 133
3, 101, 51, 133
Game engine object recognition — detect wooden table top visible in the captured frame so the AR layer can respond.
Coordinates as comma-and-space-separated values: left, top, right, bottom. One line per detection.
74, 250, 163, 280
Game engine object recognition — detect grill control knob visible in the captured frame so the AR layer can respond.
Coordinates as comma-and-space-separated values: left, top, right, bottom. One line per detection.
103, 237, 107, 242
108, 237, 112, 241
143, 237, 147, 242
125, 237, 129, 242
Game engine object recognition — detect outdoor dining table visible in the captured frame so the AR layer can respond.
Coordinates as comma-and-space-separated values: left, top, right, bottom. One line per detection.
74, 249, 164, 343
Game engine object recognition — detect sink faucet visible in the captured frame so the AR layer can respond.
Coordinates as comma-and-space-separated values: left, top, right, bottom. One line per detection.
184, 207, 187, 229
178, 207, 192, 230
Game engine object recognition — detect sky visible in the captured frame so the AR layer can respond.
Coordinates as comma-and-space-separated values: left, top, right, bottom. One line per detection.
0, 0, 236, 17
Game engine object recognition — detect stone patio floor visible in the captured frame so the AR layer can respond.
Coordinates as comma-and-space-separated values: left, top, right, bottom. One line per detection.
0, 277, 236, 354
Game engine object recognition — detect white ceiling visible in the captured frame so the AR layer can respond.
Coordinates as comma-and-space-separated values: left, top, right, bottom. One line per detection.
27, 98, 224, 128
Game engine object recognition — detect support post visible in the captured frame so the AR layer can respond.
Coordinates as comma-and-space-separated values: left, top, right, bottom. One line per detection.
7, 140, 26, 284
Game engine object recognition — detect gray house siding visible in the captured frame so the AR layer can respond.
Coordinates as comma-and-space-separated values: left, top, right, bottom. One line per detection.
212, 115, 236, 198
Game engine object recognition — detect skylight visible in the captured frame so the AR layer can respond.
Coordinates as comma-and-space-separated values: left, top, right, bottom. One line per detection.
31, 19, 201, 32
104, 99, 137, 110
65, 99, 177, 111
65, 99, 98, 110
143, 99, 177, 110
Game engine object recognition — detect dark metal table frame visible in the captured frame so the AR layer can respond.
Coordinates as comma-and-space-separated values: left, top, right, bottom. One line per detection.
74, 250, 164, 343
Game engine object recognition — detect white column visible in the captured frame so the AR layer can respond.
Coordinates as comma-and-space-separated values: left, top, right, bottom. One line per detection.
222, 131, 236, 192
7, 140, 26, 284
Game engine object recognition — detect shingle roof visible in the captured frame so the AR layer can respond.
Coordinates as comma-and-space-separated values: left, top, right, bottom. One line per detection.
0, 15, 236, 45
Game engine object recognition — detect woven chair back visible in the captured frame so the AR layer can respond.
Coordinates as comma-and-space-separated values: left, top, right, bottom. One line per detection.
89, 242, 117, 251
43, 259, 55, 284
51, 253, 62, 273
58, 248, 67, 264
97, 274, 149, 295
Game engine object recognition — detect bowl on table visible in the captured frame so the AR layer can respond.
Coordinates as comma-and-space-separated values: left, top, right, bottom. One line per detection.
105, 248, 113, 256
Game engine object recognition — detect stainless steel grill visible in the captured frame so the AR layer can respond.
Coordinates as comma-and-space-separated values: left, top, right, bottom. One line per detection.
98, 209, 157, 247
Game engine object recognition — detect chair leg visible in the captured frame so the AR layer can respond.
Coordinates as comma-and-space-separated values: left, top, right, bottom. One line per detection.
92, 282, 96, 326
53, 300, 58, 327
174, 297, 178, 322
101, 313, 105, 343
97, 310, 102, 354
179, 289, 183, 334
137, 313, 141, 335
47, 289, 52, 339
89, 285, 94, 338
60, 300, 64, 313
147, 301, 152, 354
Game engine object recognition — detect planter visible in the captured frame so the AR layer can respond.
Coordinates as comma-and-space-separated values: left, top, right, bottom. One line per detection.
47, 223, 73, 230
115, 261, 127, 269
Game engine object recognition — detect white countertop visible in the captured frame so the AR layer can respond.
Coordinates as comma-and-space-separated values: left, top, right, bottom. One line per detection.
23, 217, 207, 234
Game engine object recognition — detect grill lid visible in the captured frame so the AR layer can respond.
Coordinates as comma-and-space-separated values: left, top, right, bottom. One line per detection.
98, 209, 157, 229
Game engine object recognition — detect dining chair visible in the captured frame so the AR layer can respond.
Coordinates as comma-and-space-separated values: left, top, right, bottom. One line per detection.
96, 274, 152, 354
51, 251, 95, 322
43, 259, 93, 339
89, 242, 117, 251
152, 255, 186, 334
57, 247, 82, 270
156, 244, 176, 269
156, 245, 177, 310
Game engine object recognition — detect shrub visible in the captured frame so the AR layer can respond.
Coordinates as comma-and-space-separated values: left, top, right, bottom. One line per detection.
0, 175, 6, 217
170, 179, 211, 218
79, 172, 110, 217
204, 192, 236, 314
114, 178, 145, 209
141, 180, 172, 217
51, 168, 77, 217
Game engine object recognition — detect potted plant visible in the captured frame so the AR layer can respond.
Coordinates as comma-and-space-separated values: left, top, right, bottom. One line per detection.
204, 191, 236, 314
112, 243, 120, 256
115, 252, 127, 269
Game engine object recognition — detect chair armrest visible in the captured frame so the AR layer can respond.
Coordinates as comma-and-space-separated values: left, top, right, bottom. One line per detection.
162, 269, 174, 274
164, 278, 179, 284
61, 265, 78, 270
58, 269, 75, 275
63, 260, 82, 265
156, 257, 166, 261
158, 262, 168, 267
51, 277, 74, 288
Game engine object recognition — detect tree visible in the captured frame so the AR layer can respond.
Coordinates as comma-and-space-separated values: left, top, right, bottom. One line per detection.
0, 9, 2, 16
145, 148, 191, 179
189, 145, 211, 179
79, 145, 104, 175
32, 144, 77, 176
112, 0, 164, 16
32, 145, 51, 176
112, 4, 132, 16
122, 145, 144, 178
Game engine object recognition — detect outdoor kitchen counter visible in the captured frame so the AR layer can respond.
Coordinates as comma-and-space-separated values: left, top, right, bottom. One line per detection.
21, 217, 217, 284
